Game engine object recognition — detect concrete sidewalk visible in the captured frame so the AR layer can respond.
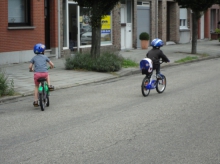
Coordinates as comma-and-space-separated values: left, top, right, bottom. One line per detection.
1, 39, 220, 102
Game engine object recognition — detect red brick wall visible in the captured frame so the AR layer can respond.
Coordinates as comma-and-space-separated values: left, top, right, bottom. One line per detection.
50, 1, 58, 48
0, 0, 45, 53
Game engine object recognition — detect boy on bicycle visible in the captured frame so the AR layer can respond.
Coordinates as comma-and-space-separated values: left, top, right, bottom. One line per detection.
29, 43, 54, 107
146, 38, 170, 78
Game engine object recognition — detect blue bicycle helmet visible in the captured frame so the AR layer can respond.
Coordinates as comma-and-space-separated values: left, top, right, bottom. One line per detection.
33, 43, 46, 54
151, 38, 164, 48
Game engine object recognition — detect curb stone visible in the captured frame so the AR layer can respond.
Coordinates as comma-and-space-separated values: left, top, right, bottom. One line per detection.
0, 55, 219, 104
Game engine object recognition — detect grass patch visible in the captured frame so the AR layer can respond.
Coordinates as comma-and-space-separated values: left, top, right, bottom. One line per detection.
175, 51, 210, 58
0, 68, 15, 97
175, 56, 198, 63
122, 58, 138, 68
65, 51, 138, 72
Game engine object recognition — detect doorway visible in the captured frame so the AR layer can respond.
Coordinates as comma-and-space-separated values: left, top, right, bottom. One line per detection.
68, 4, 78, 51
137, 5, 150, 48
120, 0, 132, 50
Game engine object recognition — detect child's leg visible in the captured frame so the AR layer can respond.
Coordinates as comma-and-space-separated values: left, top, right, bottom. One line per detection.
47, 74, 50, 86
155, 64, 161, 75
47, 74, 54, 90
34, 85, 39, 101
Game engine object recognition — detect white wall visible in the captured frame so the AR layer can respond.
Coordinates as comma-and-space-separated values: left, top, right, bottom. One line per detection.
0, 50, 34, 65
179, 30, 190, 43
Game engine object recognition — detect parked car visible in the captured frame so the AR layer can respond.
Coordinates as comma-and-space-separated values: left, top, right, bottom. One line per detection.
81, 32, 92, 45
80, 25, 91, 33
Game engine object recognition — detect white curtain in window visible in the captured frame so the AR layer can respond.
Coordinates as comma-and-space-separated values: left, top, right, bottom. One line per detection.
180, 8, 187, 19
8, 0, 25, 23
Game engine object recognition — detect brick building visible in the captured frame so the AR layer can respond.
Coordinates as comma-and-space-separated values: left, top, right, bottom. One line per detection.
3, 0, 217, 65
149, 0, 179, 44
0, 0, 138, 65
0, 0, 58, 65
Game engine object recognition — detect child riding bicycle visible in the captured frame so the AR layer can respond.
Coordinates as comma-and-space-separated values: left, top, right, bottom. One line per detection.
146, 38, 170, 78
29, 43, 54, 107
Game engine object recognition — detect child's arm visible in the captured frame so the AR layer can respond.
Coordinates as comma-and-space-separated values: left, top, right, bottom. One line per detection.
48, 61, 54, 69
29, 63, 34, 72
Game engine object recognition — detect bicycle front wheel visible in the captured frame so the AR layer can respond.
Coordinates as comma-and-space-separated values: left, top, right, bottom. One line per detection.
156, 75, 166, 93
141, 76, 150, 97
46, 93, 49, 107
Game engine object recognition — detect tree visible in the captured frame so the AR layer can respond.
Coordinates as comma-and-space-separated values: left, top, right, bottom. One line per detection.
174, 0, 220, 54
73, 0, 120, 58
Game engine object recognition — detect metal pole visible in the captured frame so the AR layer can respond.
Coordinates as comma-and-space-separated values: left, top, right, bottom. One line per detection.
57, 0, 61, 58
155, 0, 158, 38
77, 6, 80, 52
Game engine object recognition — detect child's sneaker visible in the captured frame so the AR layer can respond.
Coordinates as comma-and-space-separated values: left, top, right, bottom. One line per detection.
156, 74, 163, 79
33, 101, 39, 107
48, 85, 54, 91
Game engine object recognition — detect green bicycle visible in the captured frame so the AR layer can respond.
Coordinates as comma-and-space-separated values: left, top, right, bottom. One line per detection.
37, 77, 50, 111
30, 66, 54, 111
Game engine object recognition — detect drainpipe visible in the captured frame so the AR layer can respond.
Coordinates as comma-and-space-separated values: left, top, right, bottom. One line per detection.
77, 6, 80, 52
155, 0, 158, 38
57, 0, 61, 58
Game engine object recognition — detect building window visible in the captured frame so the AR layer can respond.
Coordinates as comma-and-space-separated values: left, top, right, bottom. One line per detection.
80, 7, 112, 46
179, 8, 188, 29
8, 0, 30, 26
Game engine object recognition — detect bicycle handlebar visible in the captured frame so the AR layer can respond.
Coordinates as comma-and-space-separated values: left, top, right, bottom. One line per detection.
159, 59, 170, 64
29, 66, 55, 72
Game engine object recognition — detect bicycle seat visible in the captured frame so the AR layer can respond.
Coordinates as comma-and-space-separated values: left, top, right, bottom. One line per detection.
37, 78, 47, 82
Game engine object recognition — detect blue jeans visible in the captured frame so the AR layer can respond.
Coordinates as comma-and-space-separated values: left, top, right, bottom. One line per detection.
153, 64, 160, 75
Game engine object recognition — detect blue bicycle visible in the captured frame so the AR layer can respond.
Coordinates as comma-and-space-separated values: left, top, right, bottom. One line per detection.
140, 60, 166, 97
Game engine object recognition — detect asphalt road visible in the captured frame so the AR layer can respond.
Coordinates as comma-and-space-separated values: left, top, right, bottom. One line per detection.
0, 59, 220, 164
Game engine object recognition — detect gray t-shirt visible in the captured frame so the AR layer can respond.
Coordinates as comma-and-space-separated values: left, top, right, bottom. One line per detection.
30, 55, 50, 72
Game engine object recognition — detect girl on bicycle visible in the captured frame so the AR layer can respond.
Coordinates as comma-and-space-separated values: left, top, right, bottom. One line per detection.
29, 43, 54, 107
146, 38, 170, 77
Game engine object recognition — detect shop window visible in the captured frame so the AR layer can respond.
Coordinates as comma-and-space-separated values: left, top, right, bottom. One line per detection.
101, 12, 112, 45
8, 0, 30, 26
80, 7, 112, 46
179, 8, 188, 29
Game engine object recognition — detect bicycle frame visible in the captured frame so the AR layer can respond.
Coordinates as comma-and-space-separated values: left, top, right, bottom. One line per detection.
38, 81, 49, 96
146, 75, 157, 90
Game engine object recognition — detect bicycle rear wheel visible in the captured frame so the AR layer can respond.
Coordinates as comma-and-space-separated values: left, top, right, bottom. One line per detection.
141, 76, 150, 97
156, 75, 166, 93
39, 93, 45, 111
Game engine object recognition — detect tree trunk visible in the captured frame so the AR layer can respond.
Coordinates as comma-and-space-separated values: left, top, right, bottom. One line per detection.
191, 11, 199, 54
91, 22, 101, 58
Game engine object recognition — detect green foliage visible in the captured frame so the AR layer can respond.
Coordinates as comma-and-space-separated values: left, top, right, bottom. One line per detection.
65, 51, 124, 72
122, 59, 138, 68
174, 56, 198, 63
0, 69, 15, 97
65, 51, 138, 72
215, 28, 220, 34
139, 32, 150, 40
174, 0, 220, 13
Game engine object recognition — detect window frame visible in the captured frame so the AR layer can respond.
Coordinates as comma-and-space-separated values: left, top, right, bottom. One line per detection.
8, 0, 31, 27
179, 8, 188, 30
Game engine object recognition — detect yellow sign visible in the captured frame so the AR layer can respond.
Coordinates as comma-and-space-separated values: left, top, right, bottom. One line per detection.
101, 16, 111, 29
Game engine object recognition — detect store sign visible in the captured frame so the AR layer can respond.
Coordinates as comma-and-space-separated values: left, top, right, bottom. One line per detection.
101, 15, 111, 30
